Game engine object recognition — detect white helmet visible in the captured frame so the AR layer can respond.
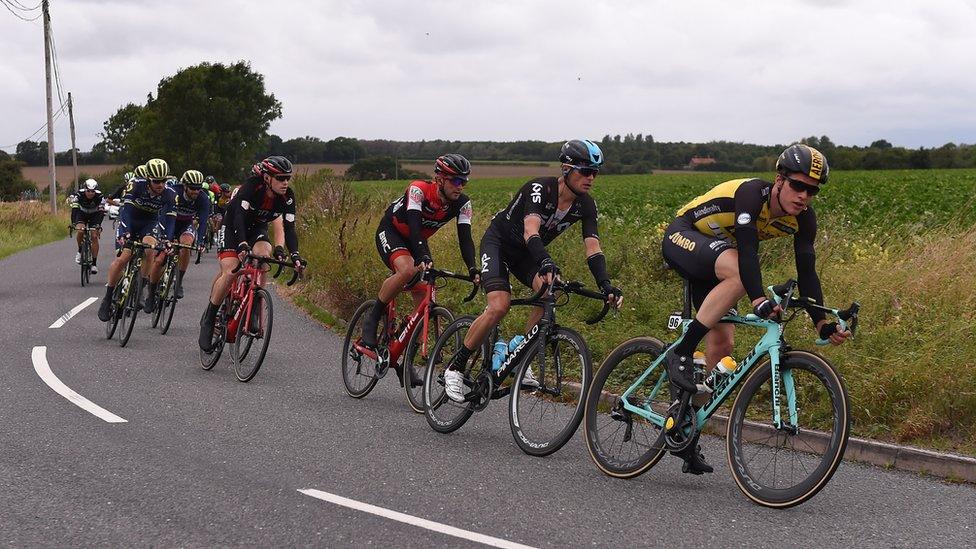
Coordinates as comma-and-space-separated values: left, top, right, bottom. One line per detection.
84, 178, 99, 191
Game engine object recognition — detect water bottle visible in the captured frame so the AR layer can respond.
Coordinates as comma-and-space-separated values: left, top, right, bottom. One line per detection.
508, 335, 526, 354
703, 356, 738, 393
491, 338, 509, 371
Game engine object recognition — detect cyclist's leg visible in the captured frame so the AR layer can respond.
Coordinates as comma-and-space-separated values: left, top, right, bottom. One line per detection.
461, 228, 513, 353
362, 223, 415, 348
174, 227, 195, 297
88, 214, 104, 267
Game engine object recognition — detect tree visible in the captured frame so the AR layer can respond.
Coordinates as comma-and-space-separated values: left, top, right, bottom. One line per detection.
15, 140, 47, 166
869, 139, 893, 149
121, 61, 282, 181
100, 103, 143, 159
345, 156, 427, 181
0, 158, 37, 200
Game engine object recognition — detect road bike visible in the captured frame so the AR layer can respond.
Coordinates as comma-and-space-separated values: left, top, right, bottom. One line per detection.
149, 241, 199, 334
104, 240, 155, 347
69, 225, 100, 286
583, 278, 859, 508
342, 267, 477, 413
423, 279, 611, 457
199, 252, 301, 382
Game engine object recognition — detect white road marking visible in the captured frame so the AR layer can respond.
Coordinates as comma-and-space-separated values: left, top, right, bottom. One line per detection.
298, 489, 537, 549
49, 297, 99, 329
31, 346, 127, 423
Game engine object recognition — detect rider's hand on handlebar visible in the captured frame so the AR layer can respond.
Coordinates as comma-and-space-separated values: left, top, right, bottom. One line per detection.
538, 257, 560, 286
599, 280, 624, 309
415, 254, 433, 271
117, 233, 130, 248
273, 245, 288, 262
752, 297, 782, 320
290, 252, 307, 271
468, 267, 481, 287
236, 242, 251, 262
818, 321, 851, 346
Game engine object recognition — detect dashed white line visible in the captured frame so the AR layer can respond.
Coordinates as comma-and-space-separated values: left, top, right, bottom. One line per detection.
49, 297, 99, 329
31, 346, 127, 423
298, 489, 537, 549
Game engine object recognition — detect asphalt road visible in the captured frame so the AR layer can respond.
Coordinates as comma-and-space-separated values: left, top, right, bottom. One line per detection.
2, 229, 974, 547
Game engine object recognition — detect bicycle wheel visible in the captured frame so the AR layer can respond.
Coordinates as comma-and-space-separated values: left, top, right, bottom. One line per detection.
423, 316, 487, 434
584, 336, 669, 478
403, 306, 454, 413
104, 282, 123, 340
118, 273, 142, 347
150, 283, 163, 328
231, 287, 273, 382
80, 241, 91, 286
340, 300, 386, 398
200, 302, 229, 370
508, 327, 592, 457
727, 350, 850, 508
159, 266, 178, 335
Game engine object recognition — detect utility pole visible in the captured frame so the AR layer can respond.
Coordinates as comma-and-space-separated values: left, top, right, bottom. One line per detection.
68, 92, 78, 190
43, 0, 57, 213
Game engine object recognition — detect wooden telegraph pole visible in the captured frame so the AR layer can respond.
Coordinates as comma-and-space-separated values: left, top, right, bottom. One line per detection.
68, 92, 78, 190
42, 0, 57, 213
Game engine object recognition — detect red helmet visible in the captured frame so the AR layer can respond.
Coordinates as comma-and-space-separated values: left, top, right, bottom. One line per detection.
434, 154, 471, 180
254, 156, 294, 177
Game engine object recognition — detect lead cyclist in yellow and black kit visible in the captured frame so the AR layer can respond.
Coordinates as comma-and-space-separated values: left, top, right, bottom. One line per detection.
660, 143, 851, 475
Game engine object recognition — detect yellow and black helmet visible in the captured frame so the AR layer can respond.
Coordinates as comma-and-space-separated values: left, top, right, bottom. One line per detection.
776, 144, 829, 184
134, 164, 149, 178
180, 169, 205, 188
145, 158, 170, 180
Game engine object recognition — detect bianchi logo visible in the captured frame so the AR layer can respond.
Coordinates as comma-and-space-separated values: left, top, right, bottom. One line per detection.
736, 213, 752, 225
692, 204, 721, 219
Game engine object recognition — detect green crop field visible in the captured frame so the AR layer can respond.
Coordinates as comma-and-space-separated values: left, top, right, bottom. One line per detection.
290, 168, 976, 454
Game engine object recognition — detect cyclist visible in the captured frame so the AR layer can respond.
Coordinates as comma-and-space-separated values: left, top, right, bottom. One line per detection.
198, 156, 306, 351
206, 175, 221, 198
660, 143, 851, 475
68, 178, 105, 273
208, 183, 232, 242
359, 154, 479, 377
144, 169, 211, 309
442, 139, 623, 402
97, 158, 177, 322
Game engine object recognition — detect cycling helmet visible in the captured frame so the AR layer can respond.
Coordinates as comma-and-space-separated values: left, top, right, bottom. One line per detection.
219, 183, 231, 192
433, 154, 471, 180
145, 158, 170, 180
180, 169, 205, 188
559, 139, 604, 169
776, 143, 830, 184
256, 155, 293, 176
83, 178, 98, 191
122, 171, 134, 183
134, 164, 149, 178
204, 175, 216, 184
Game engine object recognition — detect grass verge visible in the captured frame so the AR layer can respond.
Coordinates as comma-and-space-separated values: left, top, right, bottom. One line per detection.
0, 201, 71, 261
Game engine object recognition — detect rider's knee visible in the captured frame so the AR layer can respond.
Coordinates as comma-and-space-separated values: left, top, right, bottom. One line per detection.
484, 297, 510, 321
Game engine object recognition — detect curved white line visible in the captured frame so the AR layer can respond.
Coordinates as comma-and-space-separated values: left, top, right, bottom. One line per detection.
31, 346, 127, 423
298, 489, 536, 549
49, 297, 99, 329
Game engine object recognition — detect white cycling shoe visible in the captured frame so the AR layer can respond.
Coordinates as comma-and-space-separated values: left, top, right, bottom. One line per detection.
444, 369, 466, 403
521, 366, 541, 388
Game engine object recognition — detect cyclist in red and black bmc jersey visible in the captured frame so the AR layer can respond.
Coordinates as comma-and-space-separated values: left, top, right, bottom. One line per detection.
441, 139, 623, 402
360, 154, 479, 356
660, 143, 851, 475
198, 156, 306, 351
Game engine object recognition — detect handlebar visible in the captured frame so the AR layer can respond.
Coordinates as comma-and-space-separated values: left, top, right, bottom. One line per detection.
769, 278, 860, 345
403, 267, 480, 303
511, 279, 612, 325
233, 252, 303, 286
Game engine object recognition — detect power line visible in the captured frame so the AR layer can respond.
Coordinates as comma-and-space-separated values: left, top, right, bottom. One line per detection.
8, 0, 42, 10
48, 8, 65, 105
0, 0, 42, 20
0, 100, 68, 150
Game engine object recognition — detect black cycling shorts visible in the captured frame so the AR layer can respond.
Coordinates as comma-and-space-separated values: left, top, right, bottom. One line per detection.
216, 221, 270, 256
479, 226, 539, 294
661, 216, 735, 309
71, 209, 104, 227
375, 218, 412, 270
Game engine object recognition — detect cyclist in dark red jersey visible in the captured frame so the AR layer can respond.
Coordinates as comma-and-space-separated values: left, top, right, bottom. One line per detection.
198, 156, 306, 351
360, 154, 479, 359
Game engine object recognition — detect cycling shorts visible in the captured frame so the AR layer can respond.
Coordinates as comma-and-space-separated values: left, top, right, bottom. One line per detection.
216, 221, 270, 260
479, 226, 539, 294
174, 219, 197, 240
374, 218, 412, 270
71, 209, 104, 227
117, 214, 159, 243
661, 216, 735, 309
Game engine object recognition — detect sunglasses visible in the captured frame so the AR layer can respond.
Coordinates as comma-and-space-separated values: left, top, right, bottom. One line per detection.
576, 167, 599, 178
448, 176, 468, 187
273, 175, 292, 182
783, 174, 820, 196
149, 178, 167, 184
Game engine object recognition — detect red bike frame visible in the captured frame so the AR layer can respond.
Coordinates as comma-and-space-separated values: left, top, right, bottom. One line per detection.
353, 279, 437, 365
223, 261, 265, 343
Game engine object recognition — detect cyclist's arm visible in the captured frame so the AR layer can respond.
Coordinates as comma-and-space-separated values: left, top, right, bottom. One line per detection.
159, 190, 177, 241
522, 214, 551, 266
732, 181, 766, 302
271, 217, 286, 249
580, 198, 610, 286
456, 198, 475, 271
195, 195, 211, 247
118, 182, 138, 233
794, 208, 827, 325
282, 189, 299, 254
233, 182, 258, 243
405, 184, 430, 260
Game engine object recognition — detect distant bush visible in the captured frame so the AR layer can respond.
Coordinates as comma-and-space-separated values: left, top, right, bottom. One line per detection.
0, 158, 37, 201
345, 156, 428, 181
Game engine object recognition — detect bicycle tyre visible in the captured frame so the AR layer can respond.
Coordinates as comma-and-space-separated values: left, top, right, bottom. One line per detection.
118, 274, 141, 347
423, 315, 486, 434
80, 243, 90, 286
509, 326, 592, 457
726, 350, 850, 508
403, 306, 454, 413
232, 287, 273, 382
104, 282, 123, 340
200, 302, 229, 370
583, 336, 669, 478
340, 300, 384, 398
159, 266, 178, 335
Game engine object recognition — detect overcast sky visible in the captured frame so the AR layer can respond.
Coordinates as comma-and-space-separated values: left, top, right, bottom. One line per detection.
3, 0, 975, 152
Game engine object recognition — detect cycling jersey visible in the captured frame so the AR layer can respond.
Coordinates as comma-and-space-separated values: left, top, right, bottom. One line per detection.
213, 193, 232, 216
664, 178, 824, 321
68, 190, 103, 214
118, 178, 177, 241
380, 179, 475, 269
222, 174, 298, 253
490, 177, 599, 246
171, 183, 211, 246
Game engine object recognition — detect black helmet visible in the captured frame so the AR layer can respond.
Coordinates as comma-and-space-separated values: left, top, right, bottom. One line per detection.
776, 144, 829, 184
559, 139, 604, 169
219, 183, 231, 192
204, 175, 216, 184
257, 155, 293, 176
434, 154, 471, 180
